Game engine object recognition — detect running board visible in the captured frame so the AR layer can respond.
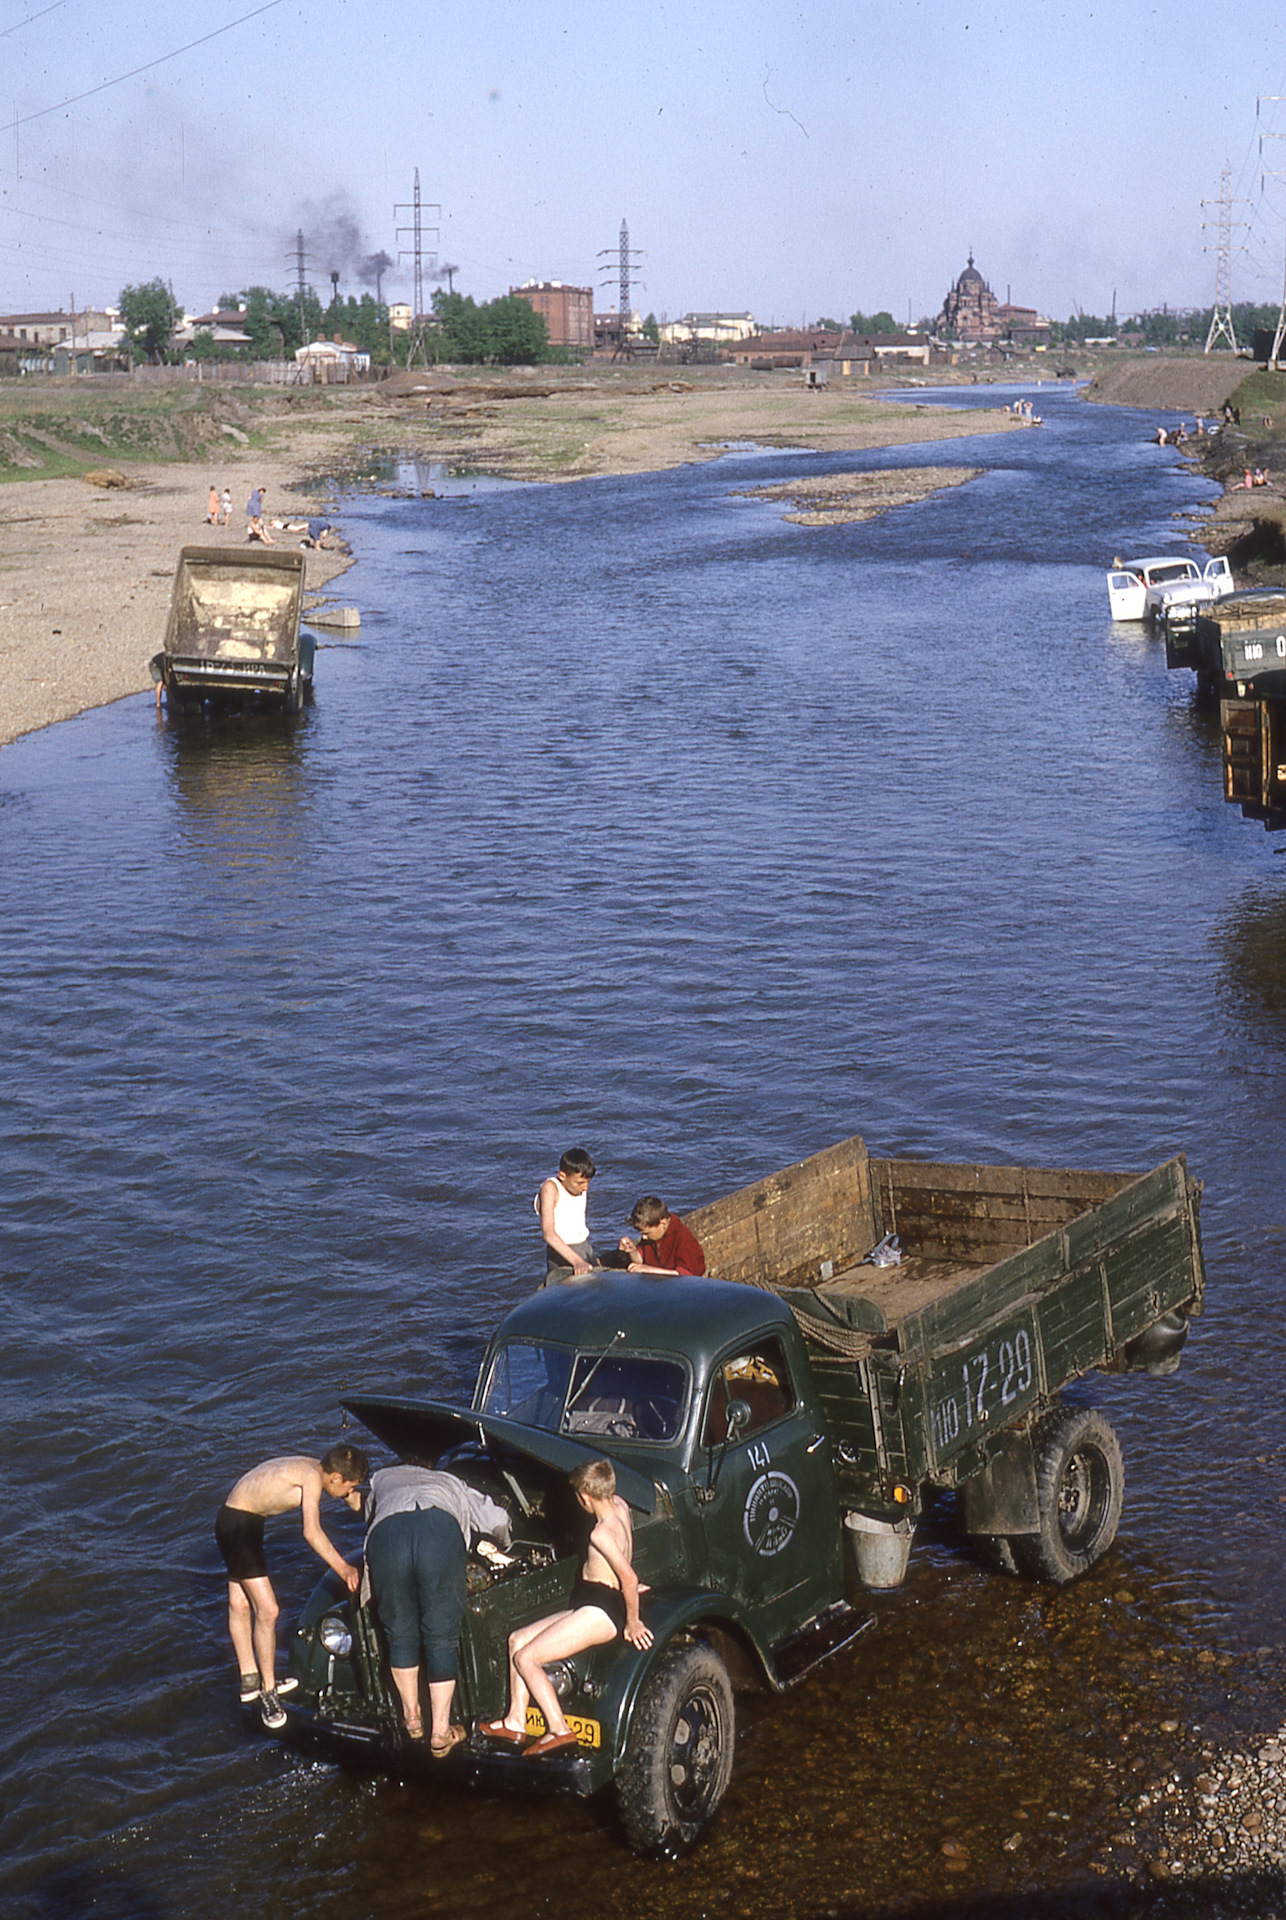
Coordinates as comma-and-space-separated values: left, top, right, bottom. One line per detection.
770, 1602, 874, 1689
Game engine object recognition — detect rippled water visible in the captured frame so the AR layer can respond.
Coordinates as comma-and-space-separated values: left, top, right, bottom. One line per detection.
3, 385, 1283, 1918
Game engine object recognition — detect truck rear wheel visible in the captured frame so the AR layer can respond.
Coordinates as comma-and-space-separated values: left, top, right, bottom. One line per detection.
615, 1643, 735, 1858
1013, 1407, 1123, 1585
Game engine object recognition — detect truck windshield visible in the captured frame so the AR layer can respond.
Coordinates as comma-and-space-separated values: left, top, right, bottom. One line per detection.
481, 1343, 688, 1442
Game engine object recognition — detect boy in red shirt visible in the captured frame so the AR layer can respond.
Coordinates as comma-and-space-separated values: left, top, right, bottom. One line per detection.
618, 1195, 706, 1276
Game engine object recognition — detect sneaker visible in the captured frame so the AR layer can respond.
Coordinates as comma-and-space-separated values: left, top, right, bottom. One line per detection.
260, 1689, 287, 1731
239, 1673, 262, 1705
274, 1675, 299, 1697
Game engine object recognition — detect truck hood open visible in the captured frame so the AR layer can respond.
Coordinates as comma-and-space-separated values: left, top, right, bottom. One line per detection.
342, 1395, 658, 1515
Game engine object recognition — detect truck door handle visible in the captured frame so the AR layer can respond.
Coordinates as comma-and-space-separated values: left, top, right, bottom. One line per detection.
806, 1433, 827, 1453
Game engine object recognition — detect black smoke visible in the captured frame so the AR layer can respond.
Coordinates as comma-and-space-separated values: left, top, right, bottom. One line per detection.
291, 191, 400, 292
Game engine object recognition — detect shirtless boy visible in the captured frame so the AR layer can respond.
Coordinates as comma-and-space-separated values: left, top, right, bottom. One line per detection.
479, 1457, 651, 1756
215, 1444, 367, 1727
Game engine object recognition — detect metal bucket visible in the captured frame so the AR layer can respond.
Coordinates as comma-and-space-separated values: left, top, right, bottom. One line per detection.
845, 1510, 915, 1589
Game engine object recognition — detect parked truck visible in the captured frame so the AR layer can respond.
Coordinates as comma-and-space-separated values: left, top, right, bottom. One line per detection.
152, 546, 315, 714
278, 1138, 1205, 1855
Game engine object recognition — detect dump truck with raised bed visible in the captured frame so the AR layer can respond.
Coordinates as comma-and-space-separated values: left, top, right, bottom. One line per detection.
276, 1137, 1205, 1855
151, 546, 315, 713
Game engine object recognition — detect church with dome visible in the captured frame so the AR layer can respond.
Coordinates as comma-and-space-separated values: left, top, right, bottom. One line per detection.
938, 256, 1051, 348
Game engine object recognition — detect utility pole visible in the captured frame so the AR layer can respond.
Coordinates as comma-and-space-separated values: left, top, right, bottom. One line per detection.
395, 168, 440, 369
1201, 162, 1245, 353
597, 218, 644, 358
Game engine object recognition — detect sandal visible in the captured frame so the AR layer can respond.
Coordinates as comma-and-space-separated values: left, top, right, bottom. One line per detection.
477, 1718, 526, 1745
430, 1724, 467, 1759
526, 1728, 579, 1758
404, 1721, 424, 1741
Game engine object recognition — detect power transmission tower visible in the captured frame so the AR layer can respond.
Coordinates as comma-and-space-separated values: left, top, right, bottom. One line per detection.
395, 169, 440, 369
1258, 97, 1286, 368
1201, 163, 1244, 353
597, 218, 644, 358
288, 228, 311, 346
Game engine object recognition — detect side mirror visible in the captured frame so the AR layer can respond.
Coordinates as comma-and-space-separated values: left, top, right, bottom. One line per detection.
702, 1398, 753, 1501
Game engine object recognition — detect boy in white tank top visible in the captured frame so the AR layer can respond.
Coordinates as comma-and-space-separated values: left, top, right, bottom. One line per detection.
536, 1147, 596, 1276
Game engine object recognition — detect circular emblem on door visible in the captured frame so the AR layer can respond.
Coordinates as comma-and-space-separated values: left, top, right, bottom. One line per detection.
743, 1471, 800, 1557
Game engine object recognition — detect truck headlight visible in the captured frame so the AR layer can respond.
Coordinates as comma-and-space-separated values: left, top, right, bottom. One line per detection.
319, 1614, 353, 1657
545, 1659, 578, 1701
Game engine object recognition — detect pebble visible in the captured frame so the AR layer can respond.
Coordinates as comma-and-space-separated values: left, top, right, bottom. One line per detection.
1158, 1715, 1286, 1883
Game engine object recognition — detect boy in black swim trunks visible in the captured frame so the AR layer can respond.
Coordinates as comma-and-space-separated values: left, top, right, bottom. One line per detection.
479, 1457, 651, 1756
215, 1445, 367, 1727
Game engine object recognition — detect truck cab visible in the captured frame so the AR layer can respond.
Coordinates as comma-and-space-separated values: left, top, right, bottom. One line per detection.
284, 1276, 863, 1855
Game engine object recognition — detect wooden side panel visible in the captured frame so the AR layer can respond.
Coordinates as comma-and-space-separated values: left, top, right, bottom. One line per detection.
1035, 1272, 1110, 1383
897, 1234, 1066, 1354
1103, 1212, 1202, 1342
869, 1159, 1133, 1265
1061, 1159, 1186, 1265
686, 1136, 877, 1291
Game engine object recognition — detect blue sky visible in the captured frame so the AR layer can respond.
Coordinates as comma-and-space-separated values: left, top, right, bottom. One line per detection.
3, 0, 1286, 327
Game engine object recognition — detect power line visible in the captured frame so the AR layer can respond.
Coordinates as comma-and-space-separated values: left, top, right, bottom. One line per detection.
7, 0, 285, 133
0, 0, 70, 40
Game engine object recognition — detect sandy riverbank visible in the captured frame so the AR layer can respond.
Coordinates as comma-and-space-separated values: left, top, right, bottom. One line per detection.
0, 449, 356, 750
0, 370, 1024, 749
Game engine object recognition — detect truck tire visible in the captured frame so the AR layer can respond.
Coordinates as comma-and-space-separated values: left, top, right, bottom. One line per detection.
1012, 1407, 1124, 1585
615, 1643, 735, 1858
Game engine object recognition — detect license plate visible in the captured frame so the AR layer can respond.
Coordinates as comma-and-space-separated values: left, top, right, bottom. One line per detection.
524, 1709, 600, 1748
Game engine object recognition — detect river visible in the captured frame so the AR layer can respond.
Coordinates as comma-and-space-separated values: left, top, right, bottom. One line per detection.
2, 384, 1282, 1919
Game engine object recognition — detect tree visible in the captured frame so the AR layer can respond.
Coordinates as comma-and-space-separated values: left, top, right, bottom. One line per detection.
118, 278, 181, 363
485, 293, 549, 365
641, 312, 660, 345
430, 289, 549, 365
849, 309, 901, 336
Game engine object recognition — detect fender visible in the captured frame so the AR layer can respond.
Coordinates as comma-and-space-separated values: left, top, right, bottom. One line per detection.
594, 1585, 770, 1769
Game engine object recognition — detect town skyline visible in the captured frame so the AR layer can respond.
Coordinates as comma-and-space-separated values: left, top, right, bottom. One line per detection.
2, 0, 1285, 328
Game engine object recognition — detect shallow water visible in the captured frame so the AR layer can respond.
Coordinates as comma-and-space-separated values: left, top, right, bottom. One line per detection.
2, 385, 1283, 1918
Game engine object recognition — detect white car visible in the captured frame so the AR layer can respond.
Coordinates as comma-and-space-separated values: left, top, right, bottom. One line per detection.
1106, 555, 1233, 624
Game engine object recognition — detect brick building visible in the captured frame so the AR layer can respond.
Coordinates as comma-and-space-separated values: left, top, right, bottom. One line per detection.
938, 257, 1050, 348
509, 280, 593, 350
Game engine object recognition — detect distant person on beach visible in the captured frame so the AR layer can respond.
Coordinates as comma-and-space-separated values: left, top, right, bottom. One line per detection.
536, 1147, 597, 1276
617, 1196, 707, 1276
301, 518, 332, 549
246, 485, 275, 544
219, 487, 232, 527
205, 485, 218, 525
215, 1446, 367, 1727
364, 1459, 511, 1753
479, 1458, 651, 1757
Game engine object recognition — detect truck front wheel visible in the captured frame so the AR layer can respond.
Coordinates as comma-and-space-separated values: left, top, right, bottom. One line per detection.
1013, 1406, 1124, 1584
615, 1643, 735, 1857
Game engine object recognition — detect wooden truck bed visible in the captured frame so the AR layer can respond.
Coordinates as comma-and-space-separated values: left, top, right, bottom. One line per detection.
686, 1137, 1205, 1509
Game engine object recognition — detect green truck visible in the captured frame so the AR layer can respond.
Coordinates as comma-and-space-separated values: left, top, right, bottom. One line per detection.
279, 1138, 1205, 1855
152, 546, 316, 714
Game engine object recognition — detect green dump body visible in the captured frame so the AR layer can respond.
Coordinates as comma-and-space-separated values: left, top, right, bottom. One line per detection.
686, 1139, 1205, 1518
